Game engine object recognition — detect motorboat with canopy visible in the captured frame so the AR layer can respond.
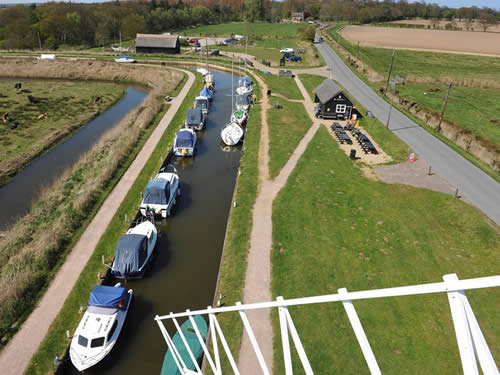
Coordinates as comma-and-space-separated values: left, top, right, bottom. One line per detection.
140, 165, 180, 218
114, 55, 135, 63
199, 86, 213, 101
231, 109, 248, 126
160, 315, 208, 375
110, 220, 157, 279
185, 108, 205, 131
174, 128, 197, 157
70, 284, 133, 372
194, 96, 209, 115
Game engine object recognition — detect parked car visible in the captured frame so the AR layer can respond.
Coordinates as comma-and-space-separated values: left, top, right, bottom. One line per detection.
234, 34, 244, 41
194, 42, 201, 47
189, 39, 198, 43
280, 48, 294, 53
288, 55, 302, 62
224, 37, 235, 43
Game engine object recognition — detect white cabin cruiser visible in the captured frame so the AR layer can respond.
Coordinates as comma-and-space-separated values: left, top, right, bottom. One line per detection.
196, 67, 208, 76
173, 128, 197, 157
236, 76, 252, 95
194, 96, 209, 115
114, 55, 135, 63
110, 220, 157, 279
221, 123, 244, 146
70, 284, 132, 372
140, 166, 180, 218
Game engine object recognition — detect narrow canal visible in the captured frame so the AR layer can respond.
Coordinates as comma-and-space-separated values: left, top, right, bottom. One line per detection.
63, 70, 242, 374
0, 87, 148, 230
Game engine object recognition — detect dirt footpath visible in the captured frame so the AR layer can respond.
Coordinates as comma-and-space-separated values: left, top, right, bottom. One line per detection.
340, 25, 500, 56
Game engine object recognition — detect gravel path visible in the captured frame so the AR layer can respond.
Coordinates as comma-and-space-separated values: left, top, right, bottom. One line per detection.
0, 68, 195, 375
237, 73, 321, 374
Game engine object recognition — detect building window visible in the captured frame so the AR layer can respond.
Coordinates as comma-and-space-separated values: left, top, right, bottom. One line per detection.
336, 104, 346, 113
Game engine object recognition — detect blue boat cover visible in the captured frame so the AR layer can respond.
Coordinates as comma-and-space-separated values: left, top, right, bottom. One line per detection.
175, 130, 194, 148
112, 234, 148, 278
238, 76, 252, 87
89, 285, 127, 308
186, 108, 202, 126
199, 87, 212, 99
144, 179, 170, 205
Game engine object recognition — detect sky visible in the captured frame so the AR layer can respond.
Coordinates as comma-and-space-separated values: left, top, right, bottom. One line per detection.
0, 0, 498, 9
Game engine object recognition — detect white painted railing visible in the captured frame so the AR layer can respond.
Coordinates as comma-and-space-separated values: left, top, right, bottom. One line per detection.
154, 274, 500, 375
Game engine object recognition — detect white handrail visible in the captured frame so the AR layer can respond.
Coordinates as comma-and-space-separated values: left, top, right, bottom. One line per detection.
154, 274, 499, 375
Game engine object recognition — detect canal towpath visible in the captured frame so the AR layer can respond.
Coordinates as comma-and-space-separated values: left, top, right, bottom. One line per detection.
0, 68, 195, 375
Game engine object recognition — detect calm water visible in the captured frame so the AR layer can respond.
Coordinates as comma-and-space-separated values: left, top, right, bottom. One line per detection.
0, 86, 147, 230
62, 71, 242, 374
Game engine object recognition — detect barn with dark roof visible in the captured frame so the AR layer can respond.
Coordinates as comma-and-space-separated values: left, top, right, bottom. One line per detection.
313, 79, 359, 120
135, 34, 180, 54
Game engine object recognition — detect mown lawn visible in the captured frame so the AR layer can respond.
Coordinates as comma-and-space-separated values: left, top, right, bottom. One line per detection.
298, 73, 325, 100
397, 83, 500, 148
26, 74, 203, 375
0, 80, 124, 184
181, 22, 304, 38
328, 25, 500, 83
268, 98, 312, 179
254, 70, 303, 100
272, 126, 500, 374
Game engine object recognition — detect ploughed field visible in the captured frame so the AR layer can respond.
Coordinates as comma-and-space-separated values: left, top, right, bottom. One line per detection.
339, 25, 500, 56
0, 80, 124, 184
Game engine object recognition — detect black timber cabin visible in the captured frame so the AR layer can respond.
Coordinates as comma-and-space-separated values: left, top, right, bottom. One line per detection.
135, 34, 180, 54
313, 79, 359, 120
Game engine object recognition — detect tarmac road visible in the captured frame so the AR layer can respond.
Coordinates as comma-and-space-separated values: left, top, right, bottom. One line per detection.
315, 36, 500, 225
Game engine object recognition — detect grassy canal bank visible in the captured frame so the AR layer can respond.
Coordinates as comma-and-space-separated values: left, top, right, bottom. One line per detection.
0, 80, 125, 186
271, 126, 499, 374
26, 71, 201, 374
0, 60, 183, 353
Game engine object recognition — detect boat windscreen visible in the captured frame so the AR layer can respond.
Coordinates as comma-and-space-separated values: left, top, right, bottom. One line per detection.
236, 95, 250, 105
113, 234, 148, 277
144, 179, 170, 205
195, 99, 207, 109
175, 132, 194, 148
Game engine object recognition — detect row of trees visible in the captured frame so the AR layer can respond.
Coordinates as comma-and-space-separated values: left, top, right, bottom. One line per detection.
1, 0, 498, 50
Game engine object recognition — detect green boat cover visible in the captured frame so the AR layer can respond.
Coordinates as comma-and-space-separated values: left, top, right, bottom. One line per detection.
160, 315, 208, 375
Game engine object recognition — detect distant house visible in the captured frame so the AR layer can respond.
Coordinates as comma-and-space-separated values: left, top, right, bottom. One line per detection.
313, 79, 359, 120
135, 34, 180, 54
291, 12, 304, 22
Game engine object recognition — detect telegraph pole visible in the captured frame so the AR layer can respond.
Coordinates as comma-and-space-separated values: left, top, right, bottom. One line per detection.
385, 49, 396, 95
437, 82, 452, 133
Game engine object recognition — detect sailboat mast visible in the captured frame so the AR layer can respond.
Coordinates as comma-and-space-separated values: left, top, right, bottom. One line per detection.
206, 37, 209, 72
245, 35, 248, 74
231, 58, 234, 110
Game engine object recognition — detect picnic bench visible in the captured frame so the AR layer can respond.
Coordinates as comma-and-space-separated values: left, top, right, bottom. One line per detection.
331, 123, 352, 145
352, 131, 378, 154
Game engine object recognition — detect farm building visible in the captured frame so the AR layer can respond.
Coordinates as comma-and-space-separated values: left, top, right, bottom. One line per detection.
135, 34, 180, 54
291, 12, 304, 22
313, 79, 359, 120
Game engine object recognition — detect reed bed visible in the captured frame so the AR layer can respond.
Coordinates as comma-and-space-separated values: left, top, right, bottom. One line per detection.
0, 59, 183, 346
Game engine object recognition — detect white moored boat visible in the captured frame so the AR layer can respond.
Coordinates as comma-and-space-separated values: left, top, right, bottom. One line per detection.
140, 166, 180, 218
236, 76, 252, 95
231, 109, 248, 126
114, 55, 135, 63
70, 284, 132, 372
110, 220, 157, 279
221, 123, 244, 146
173, 128, 197, 157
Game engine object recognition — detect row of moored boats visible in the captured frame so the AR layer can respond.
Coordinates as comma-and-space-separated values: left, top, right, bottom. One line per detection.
69, 68, 252, 373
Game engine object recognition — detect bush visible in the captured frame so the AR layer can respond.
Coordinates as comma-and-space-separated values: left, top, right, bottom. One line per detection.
44, 36, 58, 50
300, 26, 316, 42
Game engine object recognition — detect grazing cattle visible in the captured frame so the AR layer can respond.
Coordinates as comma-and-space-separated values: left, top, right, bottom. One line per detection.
10, 123, 18, 130
2, 112, 9, 123
94, 96, 102, 104
14, 83, 21, 90
38, 113, 47, 120
28, 95, 38, 104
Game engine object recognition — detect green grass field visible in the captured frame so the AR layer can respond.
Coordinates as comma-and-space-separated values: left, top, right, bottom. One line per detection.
397, 83, 500, 148
254, 70, 303, 100
298, 73, 325, 100
272, 126, 500, 374
268, 98, 312, 178
0, 80, 124, 185
26, 74, 203, 375
181, 22, 305, 38
328, 25, 500, 83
